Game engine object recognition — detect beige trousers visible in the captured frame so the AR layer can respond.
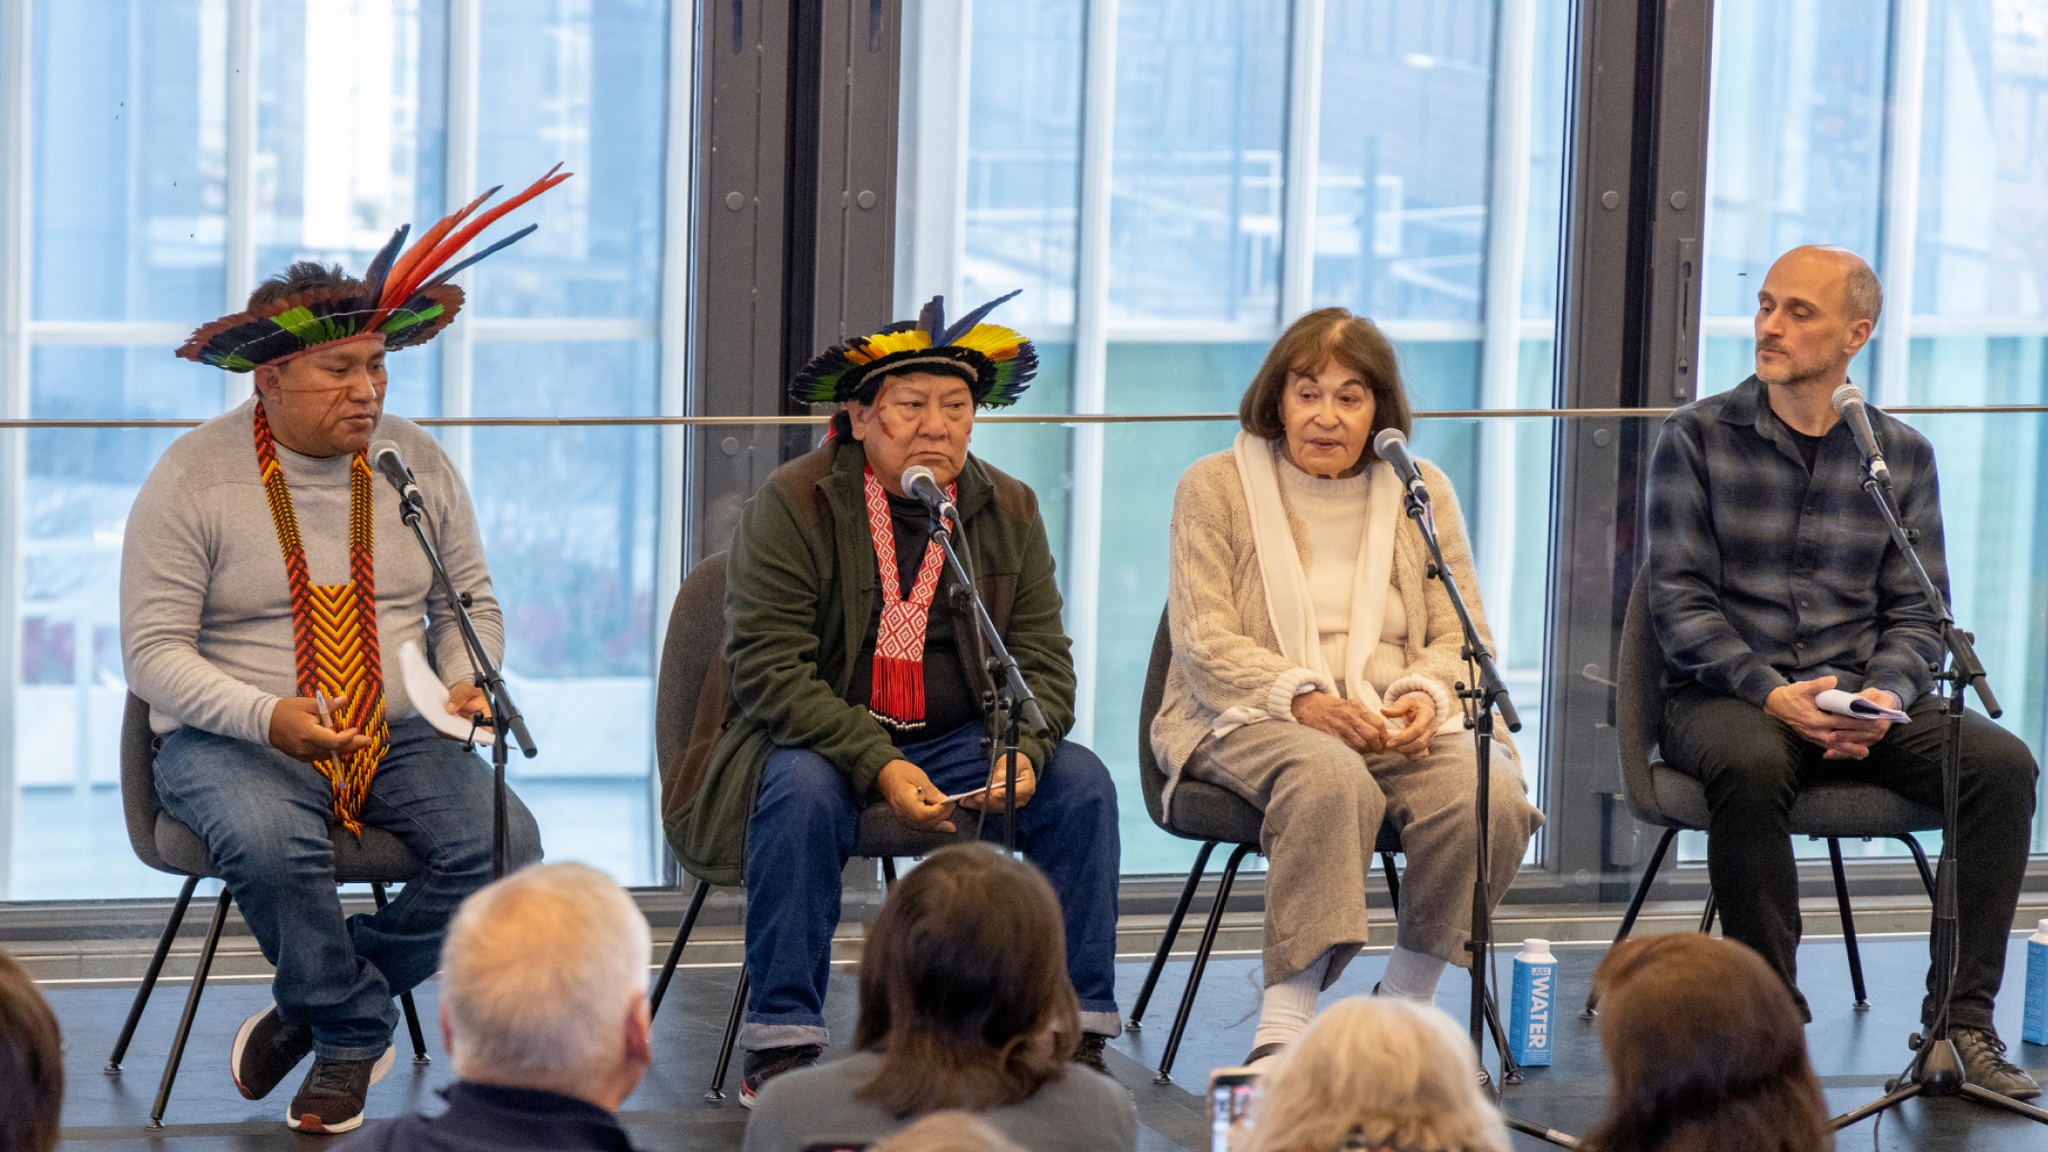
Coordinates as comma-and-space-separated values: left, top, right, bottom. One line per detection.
1184, 720, 1544, 988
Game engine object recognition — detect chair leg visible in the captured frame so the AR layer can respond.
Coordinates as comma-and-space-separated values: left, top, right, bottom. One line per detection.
371, 883, 431, 1063
1898, 834, 1936, 900
1583, 827, 1676, 1017
1826, 839, 1869, 1010
1156, 842, 1254, 1085
881, 857, 898, 888
1698, 891, 1718, 933
148, 887, 232, 1130
707, 968, 750, 1101
108, 875, 198, 1073
649, 879, 712, 1020
1129, 841, 1218, 1030
1379, 851, 1401, 912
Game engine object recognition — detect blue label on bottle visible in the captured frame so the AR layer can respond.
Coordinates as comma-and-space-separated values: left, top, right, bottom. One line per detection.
2024, 939, 2048, 1046
1509, 957, 1555, 1066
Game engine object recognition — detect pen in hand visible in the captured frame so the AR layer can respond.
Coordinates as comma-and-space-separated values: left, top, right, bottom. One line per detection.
313, 688, 349, 775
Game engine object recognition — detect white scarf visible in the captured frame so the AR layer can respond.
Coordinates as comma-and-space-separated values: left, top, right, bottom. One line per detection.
1217, 431, 1403, 731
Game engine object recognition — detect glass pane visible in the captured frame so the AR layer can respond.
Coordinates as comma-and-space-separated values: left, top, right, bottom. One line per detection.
1311, 1, 1496, 323
1700, 0, 1891, 394
962, 0, 1084, 329
472, 0, 667, 320
253, 0, 448, 300
12, 347, 221, 898
470, 340, 660, 883
30, 0, 227, 323
1109, 0, 1289, 323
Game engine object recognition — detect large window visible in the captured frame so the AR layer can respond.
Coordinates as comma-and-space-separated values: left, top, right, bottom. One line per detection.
898, 0, 1574, 872
1699, 0, 2048, 857
0, 0, 679, 897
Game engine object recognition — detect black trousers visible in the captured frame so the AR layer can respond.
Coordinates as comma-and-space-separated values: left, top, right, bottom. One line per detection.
1663, 684, 2038, 1030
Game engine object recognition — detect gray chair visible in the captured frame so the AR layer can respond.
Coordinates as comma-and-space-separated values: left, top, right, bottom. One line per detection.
646, 551, 970, 1099
1127, 606, 1511, 1083
1591, 570, 1938, 1014
108, 692, 433, 1129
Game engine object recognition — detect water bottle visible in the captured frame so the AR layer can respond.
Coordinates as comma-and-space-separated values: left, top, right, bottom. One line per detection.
2024, 918, 2048, 1046
1508, 938, 1558, 1067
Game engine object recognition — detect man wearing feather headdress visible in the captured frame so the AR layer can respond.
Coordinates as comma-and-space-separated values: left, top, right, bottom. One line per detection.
120, 169, 567, 1133
662, 292, 1123, 1104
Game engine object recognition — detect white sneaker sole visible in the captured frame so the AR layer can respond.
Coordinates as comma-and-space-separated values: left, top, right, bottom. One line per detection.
284, 1045, 395, 1134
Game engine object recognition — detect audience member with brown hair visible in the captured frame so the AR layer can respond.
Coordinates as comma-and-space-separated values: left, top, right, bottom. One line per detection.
1245, 996, 1509, 1152
1586, 934, 1832, 1152
0, 949, 64, 1152
870, 1111, 1029, 1152
742, 844, 1134, 1152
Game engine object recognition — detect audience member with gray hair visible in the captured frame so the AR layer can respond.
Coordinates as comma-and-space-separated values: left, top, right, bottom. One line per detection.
339, 862, 654, 1151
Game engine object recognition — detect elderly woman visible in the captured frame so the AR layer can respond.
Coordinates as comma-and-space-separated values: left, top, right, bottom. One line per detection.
1153, 307, 1542, 1062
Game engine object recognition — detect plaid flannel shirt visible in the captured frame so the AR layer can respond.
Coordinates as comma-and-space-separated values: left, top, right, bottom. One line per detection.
1645, 375, 1947, 709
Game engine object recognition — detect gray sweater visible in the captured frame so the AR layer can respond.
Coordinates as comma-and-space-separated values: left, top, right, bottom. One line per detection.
741, 1052, 1136, 1152
120, 398, 501, 742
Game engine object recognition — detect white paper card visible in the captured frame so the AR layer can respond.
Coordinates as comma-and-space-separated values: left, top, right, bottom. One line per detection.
399, 640, 494, 745
1815, 688, 1909, 724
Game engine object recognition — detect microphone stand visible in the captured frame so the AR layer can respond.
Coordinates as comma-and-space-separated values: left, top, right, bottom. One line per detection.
1402, 485, 1581, 1151
393, 486, 537, 878
924, 503, 1046, 855
1829, 463, 2048, 1132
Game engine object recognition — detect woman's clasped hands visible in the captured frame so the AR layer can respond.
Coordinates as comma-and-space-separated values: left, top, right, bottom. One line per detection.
1291, 689, 1437, 760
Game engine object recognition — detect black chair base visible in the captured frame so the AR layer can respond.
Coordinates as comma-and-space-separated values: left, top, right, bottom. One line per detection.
1128, 840, 1512, 1084
1582, 830, 1937, 1017
105, 879, 431, 1128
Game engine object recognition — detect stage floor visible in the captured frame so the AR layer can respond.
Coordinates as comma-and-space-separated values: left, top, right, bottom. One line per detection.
44, 931, 2048, 1150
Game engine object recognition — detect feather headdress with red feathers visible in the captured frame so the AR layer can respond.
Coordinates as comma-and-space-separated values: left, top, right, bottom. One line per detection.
177, 165, 572, 371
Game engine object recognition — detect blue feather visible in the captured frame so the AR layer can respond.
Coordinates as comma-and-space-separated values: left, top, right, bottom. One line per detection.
937, 289, 1022, 347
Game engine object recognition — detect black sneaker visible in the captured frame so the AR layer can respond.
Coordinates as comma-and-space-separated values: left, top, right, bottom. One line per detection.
231, 1003, 313, 1101
1953, 1026, 2042, 1100
739, 1044, 822, 1109
1073, 1033, 1112, 1077
285, 1046, 395, 1133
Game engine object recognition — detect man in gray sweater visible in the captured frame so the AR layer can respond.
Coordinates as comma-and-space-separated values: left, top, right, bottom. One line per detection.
125, 227, 555, 1132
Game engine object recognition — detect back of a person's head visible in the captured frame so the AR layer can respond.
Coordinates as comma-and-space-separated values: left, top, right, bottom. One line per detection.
0, 949, 63, 1152
1247, 996, 1510, 1152
440, 862, 652, 1089
1587, 934, 1831, 1152
853, 844, 1080, 1118
870, 1110, 1030, 1152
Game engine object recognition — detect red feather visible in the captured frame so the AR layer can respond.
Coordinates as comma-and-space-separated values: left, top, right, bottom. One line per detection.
375, 185, 502, 321
378, 164, 571, 316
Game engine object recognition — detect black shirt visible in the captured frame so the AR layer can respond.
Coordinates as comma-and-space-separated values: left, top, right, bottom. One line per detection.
844, 490, 984, 738
337, 1082, 637, 1152
1788, 427, 1823, 472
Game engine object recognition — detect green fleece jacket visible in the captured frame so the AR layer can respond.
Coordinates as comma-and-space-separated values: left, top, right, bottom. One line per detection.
663, 438, 1076, 885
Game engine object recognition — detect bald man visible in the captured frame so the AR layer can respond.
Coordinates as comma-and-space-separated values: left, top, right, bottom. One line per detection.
1645, 246, 2039, 1098
339, 863, 653, 1151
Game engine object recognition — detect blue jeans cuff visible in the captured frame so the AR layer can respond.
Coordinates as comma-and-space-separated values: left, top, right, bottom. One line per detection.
1078, 1007, 1123, 1038
740, 1020, 831, 1051
313, 1038, 393, 1063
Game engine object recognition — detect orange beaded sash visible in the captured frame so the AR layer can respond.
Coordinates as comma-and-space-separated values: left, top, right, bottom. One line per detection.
253, 403, 389, 833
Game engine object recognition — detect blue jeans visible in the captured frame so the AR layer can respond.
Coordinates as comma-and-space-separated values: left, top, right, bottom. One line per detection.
741, 722, 1121, 1050
154, 716, 543, 1059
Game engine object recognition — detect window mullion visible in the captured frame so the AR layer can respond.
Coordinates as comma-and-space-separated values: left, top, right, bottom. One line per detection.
439, 0, 480, 473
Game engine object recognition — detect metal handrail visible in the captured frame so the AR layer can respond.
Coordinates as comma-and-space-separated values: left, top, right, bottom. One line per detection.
6, 403, 2048, 430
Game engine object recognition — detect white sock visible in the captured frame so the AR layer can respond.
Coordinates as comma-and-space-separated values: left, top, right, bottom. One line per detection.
1378, 946, 1447, 1002
1252, 950, 1331, 1053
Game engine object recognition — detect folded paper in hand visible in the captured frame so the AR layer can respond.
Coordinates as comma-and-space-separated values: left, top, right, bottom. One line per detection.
1815, 688, 1909, 724
399, 640, 495, 745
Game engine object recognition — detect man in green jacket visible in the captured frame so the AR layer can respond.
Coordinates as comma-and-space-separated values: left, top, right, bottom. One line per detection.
692, 294, 1121, 1103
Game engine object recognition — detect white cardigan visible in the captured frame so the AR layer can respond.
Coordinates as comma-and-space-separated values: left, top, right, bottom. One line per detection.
1150, 447, 1515, 806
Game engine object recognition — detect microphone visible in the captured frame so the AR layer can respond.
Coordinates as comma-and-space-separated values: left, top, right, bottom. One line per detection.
1830, 384, 1891, 486
368, 440, 425, 509
1372, 428, 1430, 504
899, 465, 958, 526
